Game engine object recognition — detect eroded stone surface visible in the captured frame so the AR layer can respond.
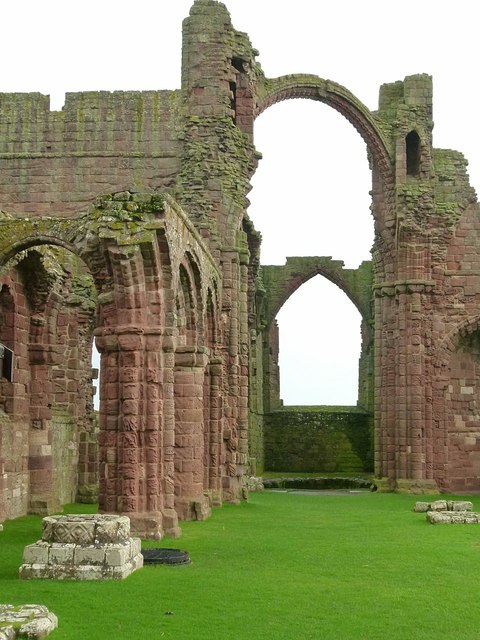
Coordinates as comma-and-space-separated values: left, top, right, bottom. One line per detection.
0, 604, 57, 639
19, 515, 143, 580
414, 500, 473, 513
426, 511, 480, 524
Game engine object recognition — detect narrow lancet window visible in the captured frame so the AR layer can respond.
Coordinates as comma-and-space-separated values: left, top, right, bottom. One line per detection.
406, 130, 421, 176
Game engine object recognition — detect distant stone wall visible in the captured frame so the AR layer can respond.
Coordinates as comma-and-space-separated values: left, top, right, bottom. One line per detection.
264, 407, 372, 474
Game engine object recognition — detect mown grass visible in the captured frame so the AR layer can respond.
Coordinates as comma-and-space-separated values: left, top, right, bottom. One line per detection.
2, 492, 480, 639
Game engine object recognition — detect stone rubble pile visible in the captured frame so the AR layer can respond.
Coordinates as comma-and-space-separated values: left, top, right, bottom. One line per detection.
413, 500, 480, 524
0, 604, 57, 639
413, 500, 473, 513
426, 511, 480, 524
19, 514, 143, 580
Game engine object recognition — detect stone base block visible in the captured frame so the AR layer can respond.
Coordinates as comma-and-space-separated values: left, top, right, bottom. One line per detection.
19, 515, 143, 580
395, 478, 440, 495
0, 604, 57, 639
28, 497, 61, 516
127, 511, 165, 540
76, 484, 99, 504
175, 494, 212, 521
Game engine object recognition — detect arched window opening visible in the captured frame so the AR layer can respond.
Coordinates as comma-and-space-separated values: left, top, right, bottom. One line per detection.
276, 276, 362, 406
406, 130, 421, 176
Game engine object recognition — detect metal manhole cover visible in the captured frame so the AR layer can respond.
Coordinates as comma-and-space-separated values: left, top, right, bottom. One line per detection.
141, 548, 191, 565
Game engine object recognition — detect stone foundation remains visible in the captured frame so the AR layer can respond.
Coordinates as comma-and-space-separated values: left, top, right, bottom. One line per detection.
0, 605, 57, 639
426, 511, 480, 524
414, 500, 473, 512
19, 514, 143, 580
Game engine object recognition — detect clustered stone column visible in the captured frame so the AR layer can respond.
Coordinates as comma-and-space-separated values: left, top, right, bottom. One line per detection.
96, 326, 180, 539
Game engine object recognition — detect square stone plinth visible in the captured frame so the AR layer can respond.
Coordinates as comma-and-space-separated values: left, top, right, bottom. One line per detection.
19, 515, 143, 580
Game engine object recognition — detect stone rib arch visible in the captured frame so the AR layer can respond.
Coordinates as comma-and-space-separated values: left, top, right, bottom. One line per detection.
261, 257, 373, 333
433, 316, 480, 372
430, 315, 480, 492
255, 74, 394, 206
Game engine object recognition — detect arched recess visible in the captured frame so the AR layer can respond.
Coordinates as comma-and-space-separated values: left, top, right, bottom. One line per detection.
0, 243, 98, 517
202, 286, 223, 505
173, 252, 211, 521
432, 318, 480, 492
0, 284, 20, 520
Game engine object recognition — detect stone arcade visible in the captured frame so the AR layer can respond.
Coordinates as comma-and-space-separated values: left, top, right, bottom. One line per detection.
1, 0, 480, 538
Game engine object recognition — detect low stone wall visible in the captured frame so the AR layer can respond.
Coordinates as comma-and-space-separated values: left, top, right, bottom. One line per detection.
19, 514, 143, 580
0, 605, 57, 639
264, 407, 372, 473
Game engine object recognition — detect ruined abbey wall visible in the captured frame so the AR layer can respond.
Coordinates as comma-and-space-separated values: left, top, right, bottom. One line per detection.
1, 0, 480, 538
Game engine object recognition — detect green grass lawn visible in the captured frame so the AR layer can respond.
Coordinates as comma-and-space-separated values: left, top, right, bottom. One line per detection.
2, 491, 480, 639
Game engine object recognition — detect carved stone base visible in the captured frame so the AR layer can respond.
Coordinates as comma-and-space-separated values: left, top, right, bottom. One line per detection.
19, 515, 143, 580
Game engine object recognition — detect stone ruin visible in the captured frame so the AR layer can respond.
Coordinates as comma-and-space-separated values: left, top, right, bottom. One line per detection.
19, 514, 143, 580
413, 500, 480, 524
413, 500, 473, 513
0, 605, 57, 640
1, 0, 480, 541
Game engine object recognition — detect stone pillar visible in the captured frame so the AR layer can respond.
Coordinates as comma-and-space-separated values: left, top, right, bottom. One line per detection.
96, 327, 179, 539
28, 340, 59, 515
174, 346, 211, 520
374, 280, 437, 493
205, 357, 224, 505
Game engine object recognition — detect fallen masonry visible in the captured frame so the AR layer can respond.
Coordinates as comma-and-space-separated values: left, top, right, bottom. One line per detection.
426, 511, 480, 524
413, 500, 473, 512
19, 514, 143, 580
0, 604, 57, 639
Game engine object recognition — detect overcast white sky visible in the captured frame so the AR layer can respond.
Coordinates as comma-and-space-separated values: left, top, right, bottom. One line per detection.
3, 1, 479, 406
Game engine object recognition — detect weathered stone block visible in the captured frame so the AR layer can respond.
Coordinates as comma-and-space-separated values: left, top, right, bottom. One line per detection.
413, 501, 430, 512
22, 541, 50, 564
74, 546, 106, 566
427, 511, 480, 524
20, 515, 143, 580
0, 604, 57, 639
105, 543, 130, 567
451, 500, 473, 511
429, 500, 448, 511
49, 543, 75, 564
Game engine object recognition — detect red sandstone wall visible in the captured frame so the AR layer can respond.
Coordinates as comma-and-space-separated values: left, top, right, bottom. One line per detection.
0, 91, 181, 217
